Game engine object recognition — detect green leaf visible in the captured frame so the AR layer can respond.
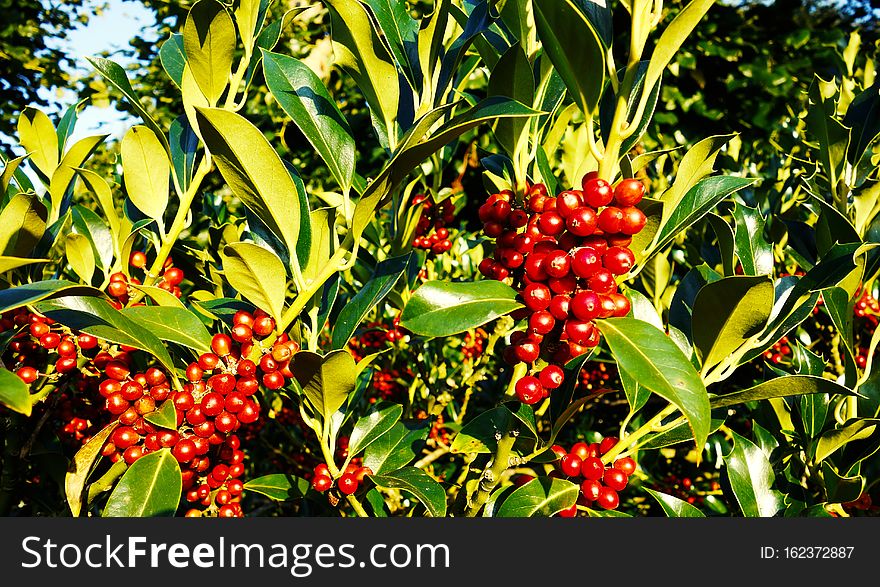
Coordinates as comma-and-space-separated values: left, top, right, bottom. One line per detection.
643, 0, 716, 96
65, 233, 95, 283
644, 487, 705, 517
450, 406, 512, 454
262, 50, 356, 192
363, 0, 420, 88
711, 375, 858, 409
35, 296, 176, 373
183, 0, 235, 105
86, 57, 170, 155
652, 175, 757, 256
0, 280, 101, 315
707, 213, 736, 276
533, 0, 605, 116
733, 204, 773, 276
815, 419, 880, 464
369, 467, 447, 517
0, 256, 48, 274
347, 402, 403, 458
844, 79, 880, 165
659, 134, 734, 223
723, 431, 784, 517
169, 115, 200, 193
48, 134, 107, 220
103, 449, 182, 517
640, 418, 726, 450
0, 192, 47, 257
75, 169, 121, 252
489, 43, 535, 158
71, 205, 113, 272
244, 474, 311, 501
121, 126, 170, 227
56, 100, 84, 154
18, 107, 58, 179
1, 155, 26, 193
144, 400, 178, 430
194, 107, 301, 264
159, 34, 186, 88
821, 461, 864, 503
221, 242, 287, 325
691, 275, 774, 372
65, 421, 119, 516
290, 350, 357, 423
121, 306, 212, 354
805, 78, 850, 196
363, 420, 430, 474
596, 317, 710, 451
332, 253, 412, 349
325, 0, 400, 138
0, 367, 31, 416
400, 280, 522, 337
494, 477, 579, 517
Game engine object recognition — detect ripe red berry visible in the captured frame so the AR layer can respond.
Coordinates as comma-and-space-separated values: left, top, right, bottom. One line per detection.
603, 247, 635, 275
596, 486, 620, 510
543, 250, 571, 278
515, 376, 543, 405
538, 365, 564, 389
538, 211, 565, 236
529, 310, 555, 335
570, 247, 601, 278
16, 366, 38, 384
599, 436, 619, 455
105, 361, 130, 381
338, 473, 359, 495
172, 439, 197, 463
312, 475, 333, 492
587, 269, 616, 295
614, 179, 645, 206
201, 392, 224, 417
77, 333, 99, 350
571, 291, 601, 321
614, 457, 637, 476
580, 457, 604, 481
580, 479, 603, 502
107, 281, 128, 298
522, 283, 552, 311
129, 251, 148, 268
582, 178, 613, 208
231, 324, 253, 343
566, 207, 598, 237
262, 371, 285, 390
163, 267, 184, 286
609, 293, 631, 317
557, 503, 578, 518
214, 411, 237, 434
603, 468, 629, 491
112, 426, 140, 450
559, 454, 582, 477
564, 319, 594, 345
620, 206, 647, 235
237, 402, 260, 424
106, 393, 130, 415
549, 295, 570, 320
597, 207, 624, 234
211, 334, 232, 357
556, 190, 583, 219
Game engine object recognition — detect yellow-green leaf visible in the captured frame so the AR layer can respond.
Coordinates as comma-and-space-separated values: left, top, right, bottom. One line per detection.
65, 234, 96, 283
183, 0, 236, 105
222, 242, 287, 324
121, 126, 170, 226
18, 107, 59, 179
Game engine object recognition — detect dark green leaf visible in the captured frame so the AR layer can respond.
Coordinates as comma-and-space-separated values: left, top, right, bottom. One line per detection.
347, 402, 404, 458
733, 204, 773, 275
711, 375, 858, 409
159, 34, 186, 88
121, 306, 212, 354
169, 115, 199, 192
815, 419, 880, 464
244, 474, 311, 501
103, 449, 182, 517
290, 350, 357, 423
363, 420, 430, 475
494, 477, 579, 517
644, 487, 705, 517
450, 406, 512, 454
143, 400, 178, 431
369, 467, 447, 517
400, 280, 522, 337
723, 431, 784, 517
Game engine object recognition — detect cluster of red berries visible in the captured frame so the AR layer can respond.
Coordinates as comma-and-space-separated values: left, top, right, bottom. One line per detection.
550, 437, 635, 514
411, 194, 454, 254
579, 360, 618, 392
477, 175, 647, 404
462, 329, 486, 360
106, 255, 184, 304
309, 459, 373, 496
762, 336, 793, 365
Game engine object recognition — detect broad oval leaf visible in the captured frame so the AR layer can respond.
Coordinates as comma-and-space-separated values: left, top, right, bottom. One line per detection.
222, 242, 287, 324
533, 0, 605, 116
159, 33, 186, 88
815, 419, 880, 464
194, 107, 301, 263
596, 317, 710, 451
121, 306, 212, 354
644, 487, 705, 517
244, 474, 311, 501
692, 275, 774, 373
332, 252, 412, 349
0, 367, 32, 416
400, 280, 522, 337
369, 467, 447, 517
290, 350, 357, 422
65, 233, 95, 283
494, 477, 579, 517
262, 50, 356, 192
347, 402, 403, 458
711, 375, 858, 409
122, 126, 170, 226
103, 449, 182, 517
723, 431, 784, 517
17, 106, 58, 178
183, 0, 235, 105
733, 204, 773, 276
65, 421, 119, 516
0, 192, 48, 257
363, 420, 430, 475
450, 406, 513, 454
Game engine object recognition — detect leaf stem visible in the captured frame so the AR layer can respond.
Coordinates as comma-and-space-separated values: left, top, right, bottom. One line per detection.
464, 431, 515, 517
601, 403, 677, 464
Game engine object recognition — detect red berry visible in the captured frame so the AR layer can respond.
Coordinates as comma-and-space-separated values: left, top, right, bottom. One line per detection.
557, 503, 578, 518
163, 267, 184, 286
580, 457, 604, 481
543, 250, 571, 278
338, 473, 359, 495
603, 468, 629, 491
587, 269, 616, 295
522, 283, 552, 311
312, 475, 333, 492
539, 365, 564, 389
571, 247, 602, 278
515, 376, 543, 404
564, 319, 594, 345
77, 333, 99, 350
129, 251, 148, 268
596, 486, 620, 510
614, 457, 637, 476
211, 334, 232, 357
559, 454, 582, 477
597, 207, 624, 233
529, 310, 555, 335
201, 392, 224, 417
571, 291, 601, 321
556, 190, 583, 219
16, 366, 38, 384
599, 436, 618, 455
603, 247, 635, 275
620, 206, 647, 235
566, 207, 598, 237
614, 179, 645, 206
582, 178, 613, 207
580, 479, 602, 502
262, 371, 285, 390
538, 211, 565, 236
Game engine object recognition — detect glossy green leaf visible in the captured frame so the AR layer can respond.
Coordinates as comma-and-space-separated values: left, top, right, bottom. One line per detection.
369, 467, 447, 517
549, 352, 594, 431
597, 317, 710, 451
691, 275, 774, 372
0, 280, 101, 315
653, 175, 757, 254
48, 134, 106, 219
489, 43, 535, 158
291, 350, 357, 423
659, 134, 734, 222
711, 375, 857, 409
364, 0, 420, 87
844, 79, 880, 165
822, 461, 864, 503
644, 0, 716, 96
363, 420, 431, 475
640, 418, 725, 450
815, 419, 880, 464
244, 474, 311, 501
450, 406, 512, 454
325, 0, 399, 137
332, 253, 412, 349
1, 155, 26, 193
143, 400, 178, 430
494, 477, 579, 517
400, 280, 522, 337
75, 169, 120, 251
56, 100, 84, 153
159, 34, 186, 88
644, 487, 705, 517
71, 205, 113, 271
262, 50, 355, 192
222, 242, 287, 324
121, 306, 212, 354
86, 57, 170, 154
183, 0, 235, 105
347, 402, 404, 458
723, 431, 784, 517
805, 78, 850, 196
194, 107, 300, 263
103, 449, 182, 517
17, 107, 58, 178
0, 192, 47, 257
35, 296, 175, 373
121, 126, 170, 226
533, 0, 605, 116
65, 233, 95, 283
169, 115, 200, 192
0, 367, 31, 416
0, 256, 48, 274
733, 204, 773, 276
707, 213, 736, 276
65, 421, 118, 516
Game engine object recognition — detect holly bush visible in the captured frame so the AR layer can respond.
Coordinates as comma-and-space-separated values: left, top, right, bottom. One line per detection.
1, 0, 879, 518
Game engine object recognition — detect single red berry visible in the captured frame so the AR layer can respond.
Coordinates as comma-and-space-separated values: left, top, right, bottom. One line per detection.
312, 475, 333, 492
580, 457, 604, 481
538, 211, 565, 236
543, 250, 571, 278
597, 207, 624, 234
77, 333, 99, 350
556, 190, 583, 219
129, 251, 148, 269
163, 267, 184, 286
603, 247, 635, 275
529, 310, 555, 335
596, 486, 620, 510
201, 392, 224, 417
571, 247, 602, 278
613, 179, 645, 206
262, 371, 285, 390
582, 178, 613, 207
559, 454, 583, 477
614, 457, 637, 476
539, 365, 564, 389
620, 206, 647, 235
172, 439, 197, 463
16, 366, 38, 384
549, 295, 571, 321
566, 207, 598, 237
587, 269, 616, 295
557, 503, 578, 518
580, 479, 603, 502
522, 283, 552, 311
515, 376, 544, 405
603, 468, 629, 491
599, 436, 619, 455
338, 473, 359, 495
211, 334, 232, 357
571, 291, 601, 321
